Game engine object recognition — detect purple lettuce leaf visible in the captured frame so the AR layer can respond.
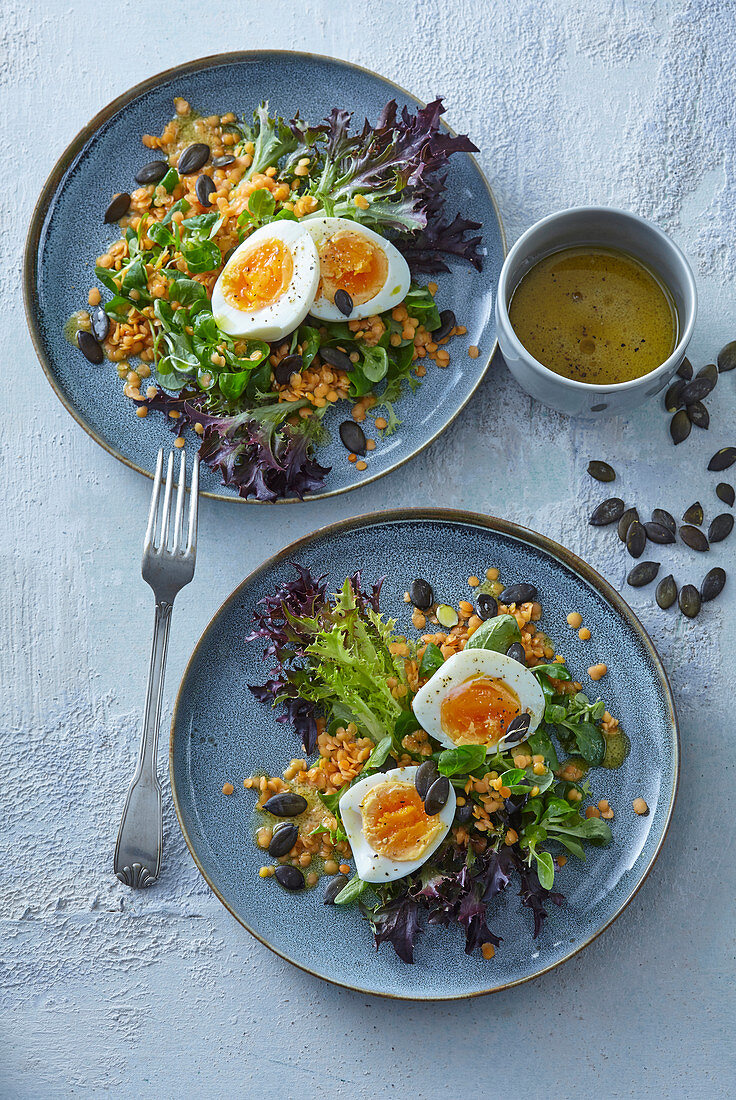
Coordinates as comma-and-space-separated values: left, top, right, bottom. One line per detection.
362, 895, 422, 964
144, 389, 330, 502
397, 210, 484, 274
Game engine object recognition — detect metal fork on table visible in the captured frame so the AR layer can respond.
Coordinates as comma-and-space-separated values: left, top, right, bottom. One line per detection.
114, 448, 200, 889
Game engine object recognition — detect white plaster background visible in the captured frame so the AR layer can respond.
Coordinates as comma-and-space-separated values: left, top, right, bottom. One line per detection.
2, 0, 735, 1095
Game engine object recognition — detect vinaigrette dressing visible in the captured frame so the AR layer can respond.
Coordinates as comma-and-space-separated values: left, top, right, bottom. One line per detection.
509, 246, 677, 385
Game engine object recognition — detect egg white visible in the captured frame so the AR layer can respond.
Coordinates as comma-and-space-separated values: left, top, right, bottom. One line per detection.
411, 649, 546, 753
339, 765, 455, 884
211, 220, 319, 340
302, 216, 411, 321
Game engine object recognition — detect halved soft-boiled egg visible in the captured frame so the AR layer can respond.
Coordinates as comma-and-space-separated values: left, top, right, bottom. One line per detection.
211, 221, 319, 339
340, 765, 455, 883
302, 216, 411, 321
412, 649, 546, 754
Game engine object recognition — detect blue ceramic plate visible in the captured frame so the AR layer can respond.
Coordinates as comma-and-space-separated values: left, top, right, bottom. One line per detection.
24, 52, 504, 503
171, 510, 678, 999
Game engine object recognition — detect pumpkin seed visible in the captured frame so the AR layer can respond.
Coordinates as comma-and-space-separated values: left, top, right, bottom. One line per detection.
682, 501, 703, 526
681, 365, 717, 404
90, 305, 109, 343
626, 520, 646, 559
655, 574, 678, 609
455, 802, 473, 823
708, 513, 734, 543
268, 822, 298, 857
212, 154, 236, 168
644, 521, 675, 545
618, 507, 639, 543
717, 341, 736, 373
262, 792, 308, 817
77, 330, 103, 364
274, 353, 303, 386
339, 420, 367, 455
323, 875, 348, 904
687, 401, 710, 429
274, 865, 305, 891
410, 578, 433, 609
587, 460, 616, 483
716, 482, 735, 507
506, 641, 527, 665
678, 584, 701, 618
670, 409, 691, 445
701, 567, 726, 602
415, 759, 439, 800
434, 309, 456, 342
195, 173, 216, 207
334, 289, 353, 316
135, 160, 169, 184
436, 604, 459, 628
627, 561, 660, 587
679, 525, 709, 552
664, 378, 686, 412
476, 593, 498, 620
708, 447, 736, 471
104, 192, 131, 223
318, 345, 352, 371
178, 142, 210, 174
676, 357, 693, 380
589, 498, 625, 526
502, 713, 532, 746
651, 508, 676, 533
424, 776, 450, 816
499, 583, 539, 604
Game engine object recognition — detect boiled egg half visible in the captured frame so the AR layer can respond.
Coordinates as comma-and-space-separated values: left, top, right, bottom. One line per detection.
303, 216, 411, 321
211, 220, 319, 339
339, 765, 455, 883
412, 649, 546, 754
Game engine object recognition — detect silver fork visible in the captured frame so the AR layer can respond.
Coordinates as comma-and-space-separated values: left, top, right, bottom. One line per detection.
114, 448, 200, 889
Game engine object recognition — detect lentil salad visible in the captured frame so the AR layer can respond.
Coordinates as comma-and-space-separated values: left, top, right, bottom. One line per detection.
70, 96, 484, 500
233, 565, 632, 964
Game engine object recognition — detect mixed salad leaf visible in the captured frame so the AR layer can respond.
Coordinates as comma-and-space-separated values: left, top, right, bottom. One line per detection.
249, 567, 617, 963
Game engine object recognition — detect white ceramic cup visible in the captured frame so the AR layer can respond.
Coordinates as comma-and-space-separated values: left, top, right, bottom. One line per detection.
495, 207, 697, 417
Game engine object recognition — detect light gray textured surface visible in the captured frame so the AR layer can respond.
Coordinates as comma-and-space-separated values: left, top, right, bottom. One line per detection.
3, 1, 735, 1096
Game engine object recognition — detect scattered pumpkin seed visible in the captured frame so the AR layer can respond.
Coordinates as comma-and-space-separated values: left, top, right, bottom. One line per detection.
681, 365, 717, 404
687, 401, 710, 429
644, 521, 675, 545
178, 142, 210, 174
589, 498, 625, 526
499, 583, 539, 604
212, 154, 236, 168
424, 776, 450, 816
664, 378, 686, 412
323, 875, 349, 904
134, 160, 169, 184
77, 330, 103, 364
104, 192, 131, 223
195, 173, 216, 207
652, 508, 676, 533
676, 357, 693, 380
682, 501, 704, 526
626, 520, 647, 559
268, 822, 299, 857
90, 305, 109, 343
339, 420, 367, 455
415, 760, 440, 800
701, 567, 726, 602
262, 792, 308, 817
587, 460, 616, 483
434, 309, 456, 342
410, 578, 433, 609
678, 584, 701, 618
320, 346, 354, 372
274, 865, 305, 891
334, 289, 354, 317
716, 482, 735, 507
670, 409, 691, 445
679, 525, 710, 552
618, 507, 639, 543
717, 341, 736, 373
655, 574, 678, 609
274, 353, 303, 386
708, 513, 734, 543
506, 642, 527, 665
627, 561, 660, 587
502, 713, 532, 746
708, 446, 736, 471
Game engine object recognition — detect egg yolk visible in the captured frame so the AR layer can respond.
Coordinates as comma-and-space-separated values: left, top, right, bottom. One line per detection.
317, 230, 388, 306
361, 781, 442, 861
440, 675, 522, 747
221, 238, 293, 312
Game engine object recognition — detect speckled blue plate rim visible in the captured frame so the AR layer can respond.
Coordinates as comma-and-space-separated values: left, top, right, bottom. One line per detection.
169, 508, 679, 1001
23, 51, 506, 504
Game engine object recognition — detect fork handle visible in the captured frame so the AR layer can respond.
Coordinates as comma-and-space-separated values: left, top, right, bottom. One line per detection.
114, 599, 173, 888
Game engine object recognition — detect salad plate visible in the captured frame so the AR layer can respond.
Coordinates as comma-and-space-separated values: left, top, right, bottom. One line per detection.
24, 52, 504, 502
170, 509, 678, 1000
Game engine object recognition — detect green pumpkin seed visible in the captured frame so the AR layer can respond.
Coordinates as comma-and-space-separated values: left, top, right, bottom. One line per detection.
589, 498, 625, 526
626, 520, 647, 558
687, 401, 710, 429
682, 501, 703, 526
664, 379, 686, 412
436, 604, 459, 628
716, 482, 735, 507
644, 521, 675, 545
627, 561, 660, 587
618, 507, 639, 543
717, 341, 736, 372
700, 567, 726, 602
670, 409, 691, 445
652, 508, 676, 533
678, 584, 701, 618
708, 513, 734, 543
587, 460, 616, 483
708, 447, 736, 471
676, 357, 693, 380
680, 525, 709, 552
